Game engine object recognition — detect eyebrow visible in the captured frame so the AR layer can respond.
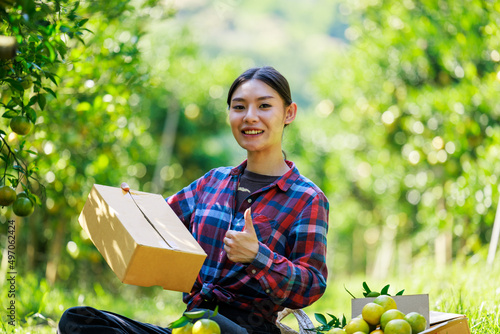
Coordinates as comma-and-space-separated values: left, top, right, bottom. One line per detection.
231, 96, 276, 102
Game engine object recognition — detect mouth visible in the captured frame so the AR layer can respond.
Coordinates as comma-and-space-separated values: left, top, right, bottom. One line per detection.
242, 129, 264, 135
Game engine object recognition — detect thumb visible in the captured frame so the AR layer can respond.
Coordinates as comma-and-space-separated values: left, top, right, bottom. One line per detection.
243, 208, 256, 234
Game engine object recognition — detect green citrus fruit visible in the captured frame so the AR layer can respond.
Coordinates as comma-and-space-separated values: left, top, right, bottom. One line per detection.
373, 295, 397, 312
192, 318, 220, 334
21, 76, 33, 90
345, 318, 370, 334
362, 302, 385, 326
0, 185, 16, 206
370, 330, 384, 334
10, 116, 33, 135
380, 309, 406, 330
172, 322, 193, 334
405, 311, 427, 333
331, 328, 347, 334
12, 196, 34, 217
384, 319, 412, 334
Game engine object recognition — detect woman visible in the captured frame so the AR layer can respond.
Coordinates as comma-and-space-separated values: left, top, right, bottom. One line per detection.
58, 66, 329, 334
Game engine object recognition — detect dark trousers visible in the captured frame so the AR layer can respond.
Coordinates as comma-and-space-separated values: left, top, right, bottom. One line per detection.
58, 305, 281, 334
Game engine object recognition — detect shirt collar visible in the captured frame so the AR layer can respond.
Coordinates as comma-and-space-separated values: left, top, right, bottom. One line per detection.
230, 160, 300, 192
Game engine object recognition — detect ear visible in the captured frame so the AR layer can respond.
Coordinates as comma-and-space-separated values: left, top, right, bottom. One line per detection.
284, 102, 297, 125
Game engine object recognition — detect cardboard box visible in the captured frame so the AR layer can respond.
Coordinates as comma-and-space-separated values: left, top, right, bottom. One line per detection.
352, 294, 430, 329
422, 311, 470, 334
79, 184, 207, 293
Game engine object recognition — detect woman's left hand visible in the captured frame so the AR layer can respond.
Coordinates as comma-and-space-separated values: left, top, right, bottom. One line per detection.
224, 208, 259, 264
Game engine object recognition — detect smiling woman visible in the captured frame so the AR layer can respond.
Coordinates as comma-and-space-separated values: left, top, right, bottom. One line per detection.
58, 67, 329, 334
227, 67, 297, 176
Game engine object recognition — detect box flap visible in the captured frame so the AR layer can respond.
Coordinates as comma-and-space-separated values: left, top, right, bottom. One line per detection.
430, 311, 466, 325
92, 184, 204, 255
129, 189, 204, 255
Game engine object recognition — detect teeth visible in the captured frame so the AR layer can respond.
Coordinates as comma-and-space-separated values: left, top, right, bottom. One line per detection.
244, 130, 263, 135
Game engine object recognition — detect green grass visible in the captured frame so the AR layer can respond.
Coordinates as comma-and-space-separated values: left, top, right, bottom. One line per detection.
1, 256, 499, 333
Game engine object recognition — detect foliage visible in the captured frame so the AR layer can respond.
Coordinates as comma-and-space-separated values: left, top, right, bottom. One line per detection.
0, 0, 88, 207
306, 0, 500, 274
344, 282, 405, 299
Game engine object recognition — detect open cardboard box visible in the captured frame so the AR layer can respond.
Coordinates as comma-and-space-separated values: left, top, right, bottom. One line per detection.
352, 295, 470, 333
79, 184, 207, 293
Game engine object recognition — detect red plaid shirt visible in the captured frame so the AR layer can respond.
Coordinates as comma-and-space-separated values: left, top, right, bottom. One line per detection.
167, 160, 329, 323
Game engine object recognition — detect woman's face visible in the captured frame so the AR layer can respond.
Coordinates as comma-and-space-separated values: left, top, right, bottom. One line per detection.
228, 79, 296, 156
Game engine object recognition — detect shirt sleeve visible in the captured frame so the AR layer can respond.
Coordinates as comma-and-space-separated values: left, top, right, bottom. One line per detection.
245, 192, 329, 309
166, 171, 210, 228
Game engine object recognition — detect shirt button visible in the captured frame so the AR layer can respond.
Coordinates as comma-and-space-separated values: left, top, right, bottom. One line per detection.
247, 198, 252, 203
251, 269, 256, 274
265, 289, 270, 294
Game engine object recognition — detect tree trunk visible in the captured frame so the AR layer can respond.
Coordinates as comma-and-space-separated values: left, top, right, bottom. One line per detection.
151, 105, 180, 194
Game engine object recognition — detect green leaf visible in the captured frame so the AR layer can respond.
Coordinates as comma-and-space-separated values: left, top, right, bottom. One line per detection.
25, 149, 38, 156
5, 79, 24, 92
27, 95, 38, 107
212, 305, 218, 317
183, 310, 206, 319
44, 87, 57, 98
168, 315, 190, 329
2, 110, 18, 119
363, 281, 371, 293
31, 194, 42, 206
381, 284, 391, 295
314, 313, 328, 326
344, 284, 357, 299
38, 94, 46, 110
44, 41, 57, 62
26, 108, 37, 123
396, 289, 405, 296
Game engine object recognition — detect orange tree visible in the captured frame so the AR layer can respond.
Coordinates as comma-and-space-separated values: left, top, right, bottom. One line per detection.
1, 0, 88, 216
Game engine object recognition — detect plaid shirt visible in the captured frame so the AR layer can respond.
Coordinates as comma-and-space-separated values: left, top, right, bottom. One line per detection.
166, 160, 329, 323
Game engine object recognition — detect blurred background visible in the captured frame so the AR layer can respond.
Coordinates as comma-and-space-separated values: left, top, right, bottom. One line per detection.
1, 0, 500, 332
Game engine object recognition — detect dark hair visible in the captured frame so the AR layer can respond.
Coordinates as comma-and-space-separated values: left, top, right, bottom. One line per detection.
226, 66, 293, 108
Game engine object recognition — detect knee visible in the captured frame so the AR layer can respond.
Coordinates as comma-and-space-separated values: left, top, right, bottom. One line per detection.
58, 306, 99, 334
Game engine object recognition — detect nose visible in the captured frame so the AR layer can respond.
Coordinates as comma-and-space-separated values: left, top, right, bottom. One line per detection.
243, 105, 258, 123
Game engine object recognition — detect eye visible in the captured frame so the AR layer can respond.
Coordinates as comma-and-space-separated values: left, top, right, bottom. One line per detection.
232, 105, 245, 110
260, 103, 272, 109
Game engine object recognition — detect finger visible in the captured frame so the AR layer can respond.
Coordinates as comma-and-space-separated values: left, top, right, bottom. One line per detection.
243, 208, 255, 233
121, 182, 130, 192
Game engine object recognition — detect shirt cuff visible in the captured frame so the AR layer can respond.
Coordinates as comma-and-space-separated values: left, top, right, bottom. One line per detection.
247, 242, 272, 279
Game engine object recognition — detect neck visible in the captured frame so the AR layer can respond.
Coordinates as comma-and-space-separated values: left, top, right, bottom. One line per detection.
246, 150, 290, 176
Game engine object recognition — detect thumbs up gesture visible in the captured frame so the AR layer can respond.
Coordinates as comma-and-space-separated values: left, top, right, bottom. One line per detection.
224, 208, 259, 264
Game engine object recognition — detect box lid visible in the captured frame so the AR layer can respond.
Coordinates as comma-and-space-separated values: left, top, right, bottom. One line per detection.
95, 184, 204, 254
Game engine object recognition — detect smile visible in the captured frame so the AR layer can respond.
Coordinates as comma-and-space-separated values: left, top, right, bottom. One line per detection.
243, 130, 263, 135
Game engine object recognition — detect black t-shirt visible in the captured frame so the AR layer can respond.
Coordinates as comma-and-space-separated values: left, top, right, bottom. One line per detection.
235, 169, 279, 211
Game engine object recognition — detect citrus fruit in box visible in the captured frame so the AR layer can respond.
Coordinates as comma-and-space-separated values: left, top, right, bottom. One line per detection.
192, 318, 220, 334
331, 329, 347, 334
373, 295, 397, 312
362, 302, 385, 326
384, 318, 412, 334
0, 185, 16, 206
344, 317, 370, 334
405, 311, 427, 333
370, 330, 384, 334
172, 322, 193, 334
380, 309, 405, 330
